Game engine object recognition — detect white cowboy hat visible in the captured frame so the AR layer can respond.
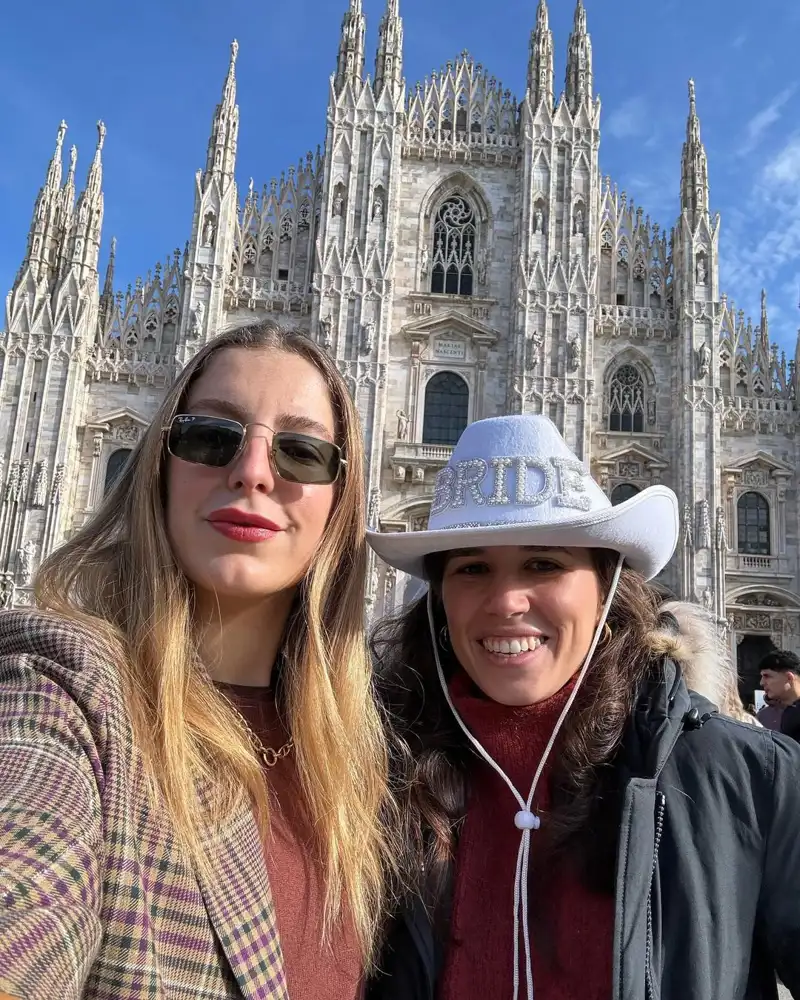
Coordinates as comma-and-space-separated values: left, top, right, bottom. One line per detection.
368, 415, 679, 581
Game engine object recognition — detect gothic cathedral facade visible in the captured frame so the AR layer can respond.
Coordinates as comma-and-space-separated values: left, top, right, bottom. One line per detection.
2, 1, 799, 696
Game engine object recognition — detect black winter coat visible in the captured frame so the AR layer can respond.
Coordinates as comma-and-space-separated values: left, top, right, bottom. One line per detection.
368, 654, 800, 1000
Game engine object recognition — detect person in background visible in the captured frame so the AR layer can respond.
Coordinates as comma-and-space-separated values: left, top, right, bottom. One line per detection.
756, 694, 785, 732
760, 650, 800, 743
0, 321, 397, 1000
369, 415, 800, 1000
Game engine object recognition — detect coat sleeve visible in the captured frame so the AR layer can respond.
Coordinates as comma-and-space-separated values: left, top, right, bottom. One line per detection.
758, 733, 800, 995
0, 651, 104, 999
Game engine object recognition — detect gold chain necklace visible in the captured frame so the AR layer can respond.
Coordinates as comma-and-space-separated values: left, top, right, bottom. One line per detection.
225, 698, 294, 769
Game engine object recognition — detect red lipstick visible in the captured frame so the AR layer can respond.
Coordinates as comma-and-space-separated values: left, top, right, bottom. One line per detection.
207, 508, 284, 544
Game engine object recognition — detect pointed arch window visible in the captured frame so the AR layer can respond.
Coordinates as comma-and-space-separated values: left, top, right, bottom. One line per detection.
423, 372, 469, 446
737, 492, 771, 556
431, 197, 476, 297
609, 364, 646, 433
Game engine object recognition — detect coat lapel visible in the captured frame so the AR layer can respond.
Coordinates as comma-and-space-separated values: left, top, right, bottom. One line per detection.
612, 777, 657, 1000
196, 800, 289, 1000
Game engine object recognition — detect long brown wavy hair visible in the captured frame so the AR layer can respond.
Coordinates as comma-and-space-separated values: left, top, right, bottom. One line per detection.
35, 321, 395, 965
372, 548, 680, 912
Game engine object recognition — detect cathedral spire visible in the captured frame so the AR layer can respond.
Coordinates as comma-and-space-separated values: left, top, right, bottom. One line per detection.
56, 145, 78, 279
99, 236, 117, 336
22, 120, 68, 281
374, 0, 403, 99
335, 0, 366, 95
528, 0, 554, 111
680, 80, 710, 226
70, 122, 106, 276
760, 288, 770, 352
203, 40, 240, 186
565, 0, 593, 113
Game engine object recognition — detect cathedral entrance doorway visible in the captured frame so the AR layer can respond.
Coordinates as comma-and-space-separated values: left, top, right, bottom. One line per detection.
736, 634, 777, 709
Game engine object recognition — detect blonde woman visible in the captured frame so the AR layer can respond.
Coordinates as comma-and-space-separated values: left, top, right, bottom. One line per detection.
0, 321, 394, 1000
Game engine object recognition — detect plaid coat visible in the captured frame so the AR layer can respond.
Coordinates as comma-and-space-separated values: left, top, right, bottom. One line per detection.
0, 609, 290, 1000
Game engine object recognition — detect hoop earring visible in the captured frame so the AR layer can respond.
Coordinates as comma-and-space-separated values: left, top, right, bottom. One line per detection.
439, 625, 450, 650
601, 623, 613, 646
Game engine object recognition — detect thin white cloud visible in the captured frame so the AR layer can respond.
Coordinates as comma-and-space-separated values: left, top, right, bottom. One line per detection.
741, 86, 796, 155
606, 97, 649, 140
719, 134, 800, 350
731, 32, 748, 49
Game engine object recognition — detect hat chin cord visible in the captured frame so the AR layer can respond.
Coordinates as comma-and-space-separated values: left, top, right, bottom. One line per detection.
426, 553, 625, 1000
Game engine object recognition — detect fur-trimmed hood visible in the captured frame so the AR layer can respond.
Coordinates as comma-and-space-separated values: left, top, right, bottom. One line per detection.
650, 600, 755, 724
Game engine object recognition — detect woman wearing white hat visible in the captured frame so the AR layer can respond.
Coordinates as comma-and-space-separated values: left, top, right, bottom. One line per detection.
366, 416, 800, 1000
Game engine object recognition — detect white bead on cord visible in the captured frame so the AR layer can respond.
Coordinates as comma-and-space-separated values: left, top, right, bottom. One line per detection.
427, 553, 624, 1000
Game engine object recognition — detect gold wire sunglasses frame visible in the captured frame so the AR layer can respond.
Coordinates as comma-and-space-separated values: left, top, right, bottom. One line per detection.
163, 414, 347, 486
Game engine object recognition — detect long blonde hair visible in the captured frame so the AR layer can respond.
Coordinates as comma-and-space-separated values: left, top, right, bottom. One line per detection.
36, 321, 394, 964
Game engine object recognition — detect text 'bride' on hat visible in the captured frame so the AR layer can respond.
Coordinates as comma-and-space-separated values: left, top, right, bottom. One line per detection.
367, 415, 679, 582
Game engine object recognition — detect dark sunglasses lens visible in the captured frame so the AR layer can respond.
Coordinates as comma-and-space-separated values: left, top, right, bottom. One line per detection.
273, 433, 342, 485
168, 417, 243, 467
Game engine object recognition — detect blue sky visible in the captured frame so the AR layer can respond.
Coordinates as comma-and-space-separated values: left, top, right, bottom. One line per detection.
2, 0, 800, 353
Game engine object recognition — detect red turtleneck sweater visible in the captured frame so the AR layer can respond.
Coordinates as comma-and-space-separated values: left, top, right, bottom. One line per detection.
439, 672, 614, 1000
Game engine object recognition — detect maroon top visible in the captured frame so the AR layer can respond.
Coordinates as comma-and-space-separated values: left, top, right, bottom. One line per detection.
439, 672, 614, 1000
223, 684, 363, 1000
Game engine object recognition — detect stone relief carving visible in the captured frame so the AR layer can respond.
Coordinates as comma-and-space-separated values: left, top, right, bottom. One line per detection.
738, 593, 782, 608
113, 420, 141, 444
742, 466, 769, 487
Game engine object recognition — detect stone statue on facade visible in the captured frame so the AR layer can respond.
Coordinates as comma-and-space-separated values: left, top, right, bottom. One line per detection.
368, 488, 381, 528
320, 315, 333, 350
333, 191, 344, 217
534, 209, 544, 234
50, 465, 65, 506
0, 574, 14, 611
202, 216, 216, 248
574, 209, 584, 236
695, 342, 711, 379
696, 256, 706, 285
372, 195, 384, 222
17, 540, 36, 586
396, 410, 410, 441
361, 321, 376, 354
567, 337, 582, 373
477, 248, 489, 286
189, 300, 205, 339
420, 246, 429, 278
31, 463, 48, 508
715, 506, 728, 551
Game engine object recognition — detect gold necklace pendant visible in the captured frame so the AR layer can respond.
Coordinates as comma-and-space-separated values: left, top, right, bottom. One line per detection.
259, 741, 294, 769
225, 697, 294, 769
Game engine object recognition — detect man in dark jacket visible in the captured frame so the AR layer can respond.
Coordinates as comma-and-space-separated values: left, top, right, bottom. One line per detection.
760, 650, 800, 743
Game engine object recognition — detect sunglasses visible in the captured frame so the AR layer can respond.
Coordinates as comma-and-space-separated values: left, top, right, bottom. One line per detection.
165, 414, 346, 485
